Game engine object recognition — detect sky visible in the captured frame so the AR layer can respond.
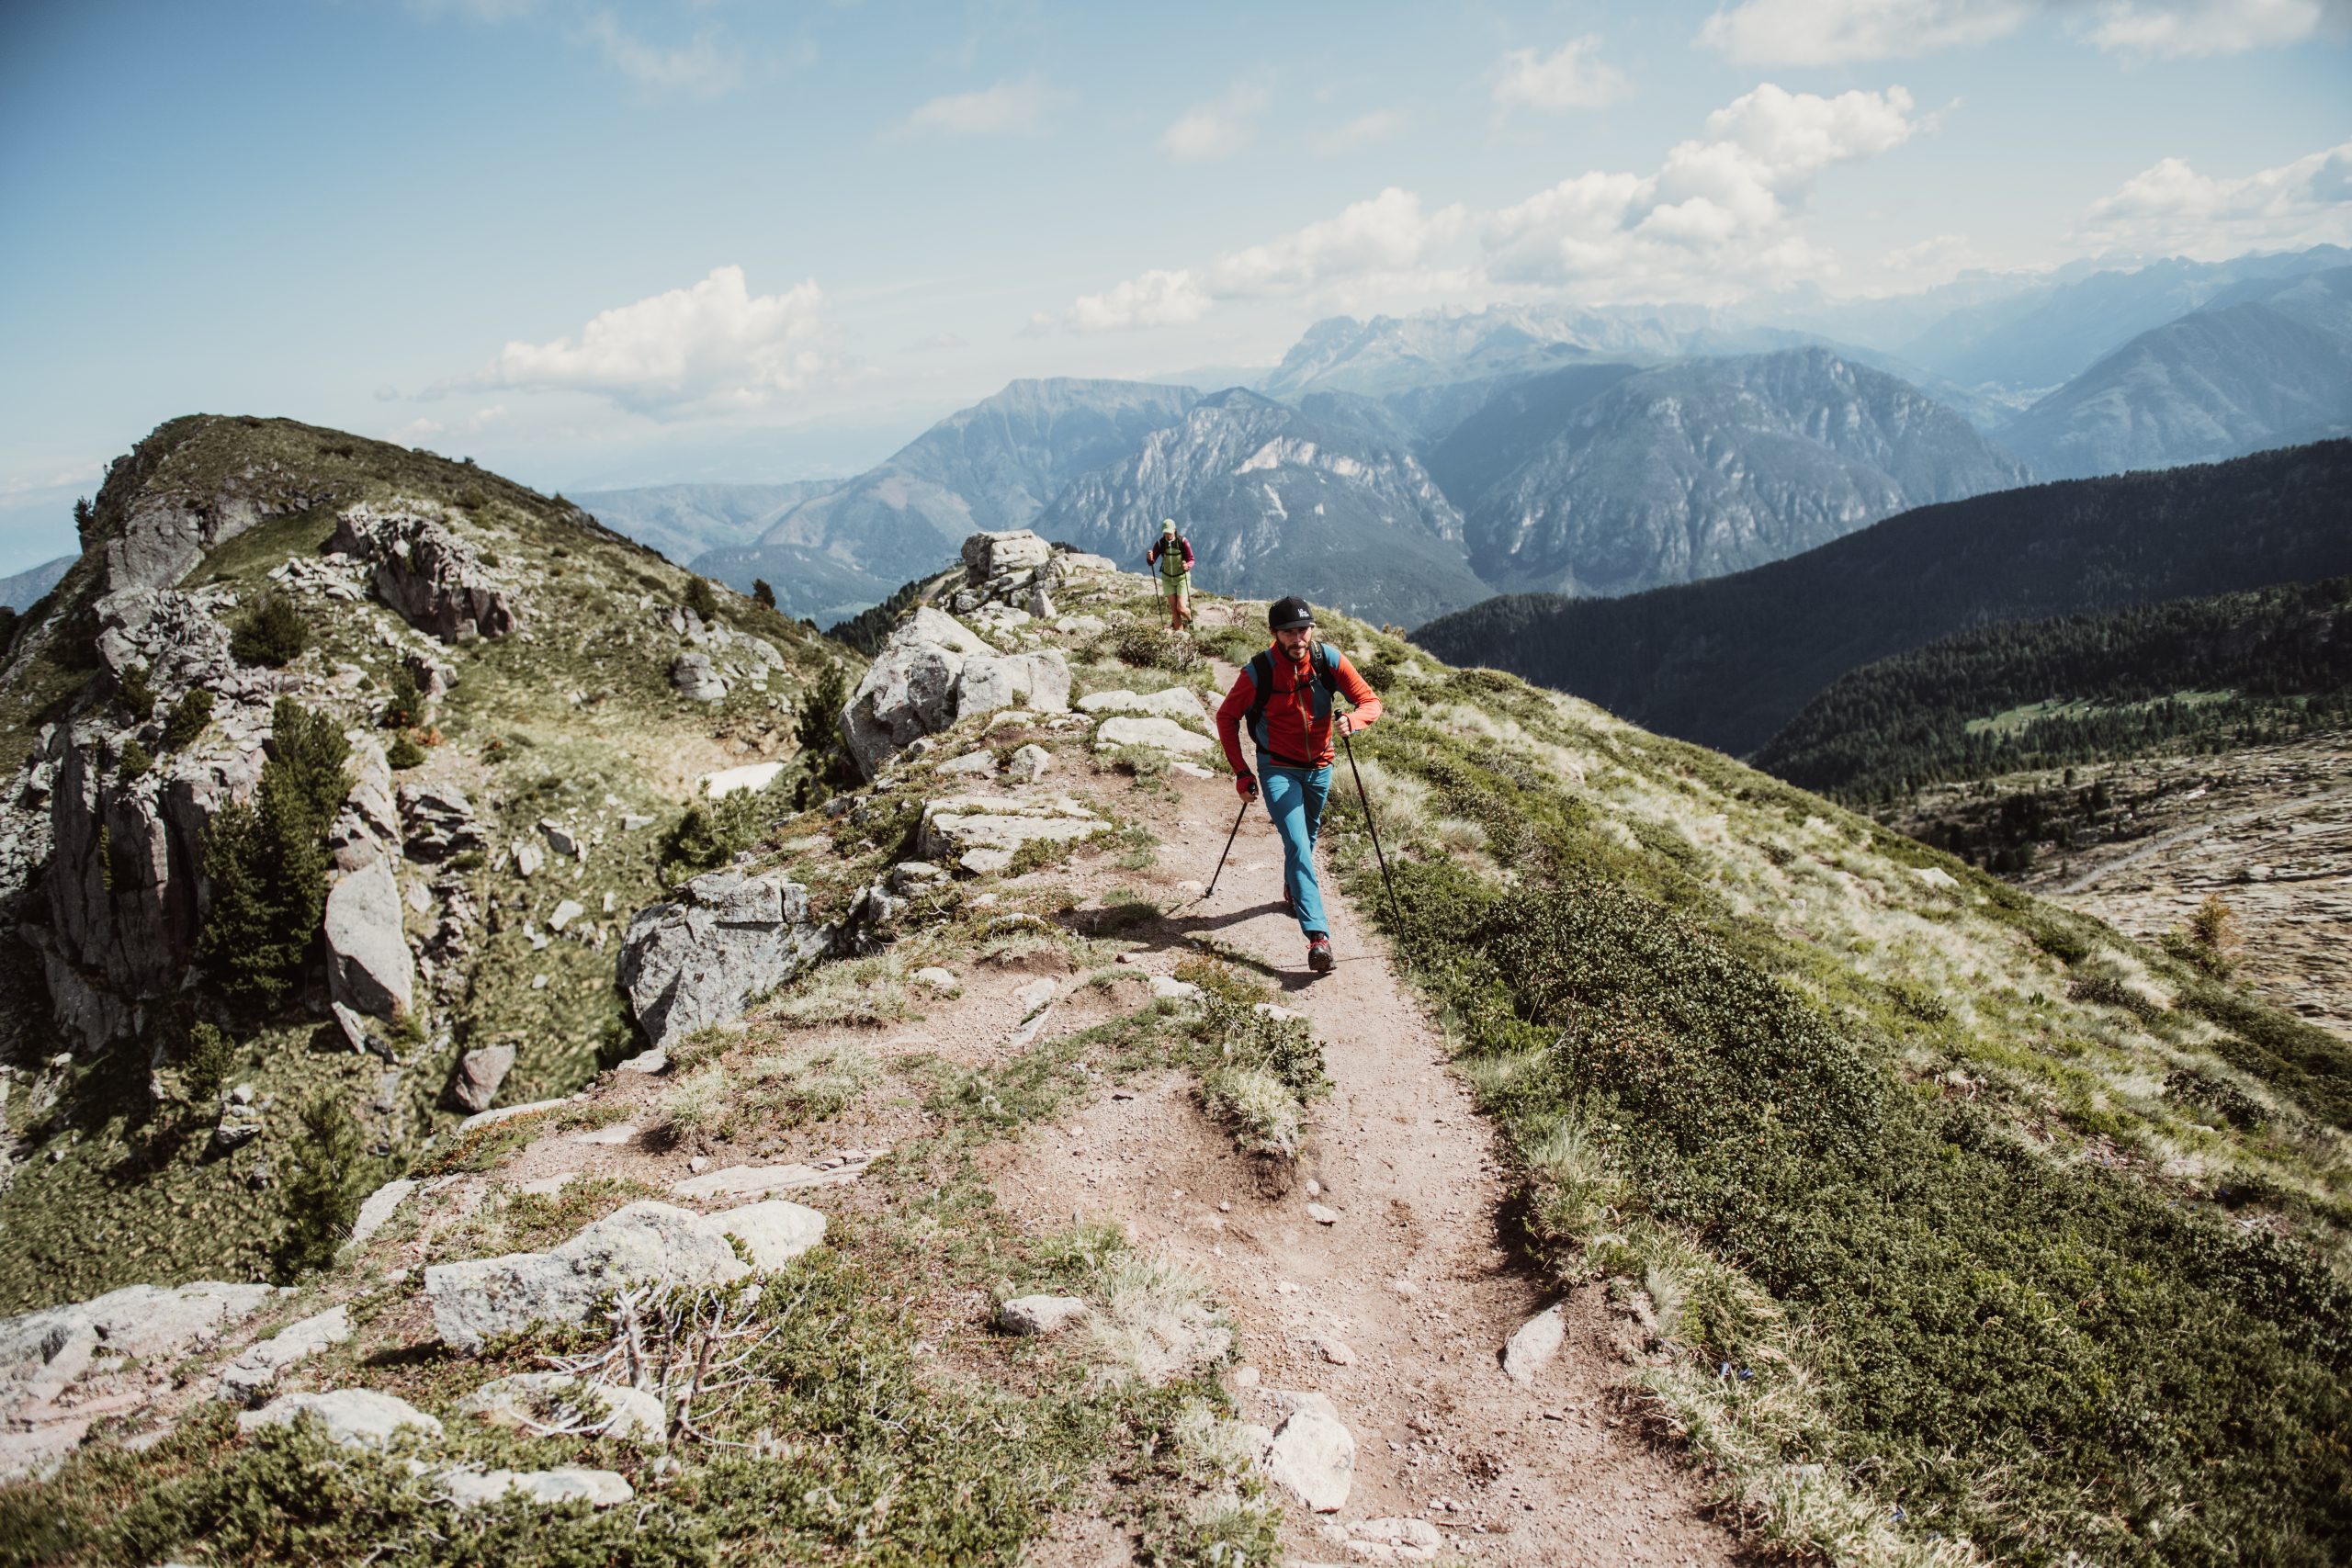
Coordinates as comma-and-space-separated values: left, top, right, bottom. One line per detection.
2, 0, 2347, 573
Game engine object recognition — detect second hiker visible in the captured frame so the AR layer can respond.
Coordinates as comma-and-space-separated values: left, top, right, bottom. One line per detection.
1144, 517, 1194, 630
1215, 595, 1383, 974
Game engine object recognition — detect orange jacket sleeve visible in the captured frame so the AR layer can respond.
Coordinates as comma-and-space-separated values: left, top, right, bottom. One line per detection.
1330, 653, 1383, 733
1216, 665, 1258, 775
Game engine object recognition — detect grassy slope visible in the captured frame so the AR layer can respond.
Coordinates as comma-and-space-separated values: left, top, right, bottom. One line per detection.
0, 416, 859, 1314
1279, 613, 2350, 1564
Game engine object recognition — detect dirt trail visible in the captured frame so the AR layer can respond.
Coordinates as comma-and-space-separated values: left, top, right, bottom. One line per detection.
1005, 663, 1741, 1566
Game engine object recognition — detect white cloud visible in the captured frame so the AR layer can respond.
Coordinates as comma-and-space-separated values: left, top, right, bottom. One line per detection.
441, 266, 834, 417
1061, 84, 1923, 327
1486, 85, 1918, 294
1490, 37, 1631, 117
1696, 0, 2028, 66
1159, 77, 1274, 162
389, 404, 508, 448
888, 75, 1070, 140
1312, 109, 1408, 155
2073, 140, 2352, 256
579, 10, 743, 98
1062, 188, 1470, 333
2086, 0, 2339, 59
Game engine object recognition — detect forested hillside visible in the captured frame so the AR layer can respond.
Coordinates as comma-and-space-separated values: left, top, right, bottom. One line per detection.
1411, 439, 2352, 757
1755, 578, 2352, 799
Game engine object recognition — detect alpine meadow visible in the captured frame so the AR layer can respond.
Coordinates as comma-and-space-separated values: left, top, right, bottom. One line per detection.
2, 6, 2347, 1567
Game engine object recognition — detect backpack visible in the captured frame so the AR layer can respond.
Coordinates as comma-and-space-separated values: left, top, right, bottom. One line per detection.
1244, 641, 1340, 768
1154, 535, 1192, 580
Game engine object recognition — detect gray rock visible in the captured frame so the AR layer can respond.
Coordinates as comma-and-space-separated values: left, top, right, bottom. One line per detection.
323, 858, 414, 1018
216, 1306, 352, 1404
512, 841, 544, 878
214, 1097, 266, 1152
549, 898, 586, 931
1006, 743, 1054, 783
438, 1465, 633, 1509
961, 530, 1053, 578
1262, 1399, 1355, 1512
424, 1200, 820, 1352
956, 649, 1071, 721
239, 1388, 443, 1450
1501, 1303, 1566, 1385
329, 503, 521, 641
458, 1372, 665, 1443
916, 794, 1104, 876
455, 1098, 566, 1134
998, 1295, 1090, 1336
670, 652, 728, 703
348, 1179, 418, 1247
1093, 714, 1213, 758
1077, 687, 1209, 727
618, 868, 836, 1052
540, 820, 581, 856
450, 1044, 516, 1114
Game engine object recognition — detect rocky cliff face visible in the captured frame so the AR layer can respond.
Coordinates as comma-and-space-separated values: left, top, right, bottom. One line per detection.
1037, 390, 1494, 626
1459, 348, 2034, 596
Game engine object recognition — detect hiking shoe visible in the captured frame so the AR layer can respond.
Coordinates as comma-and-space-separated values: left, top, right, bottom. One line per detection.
1306, 935, 1334, 974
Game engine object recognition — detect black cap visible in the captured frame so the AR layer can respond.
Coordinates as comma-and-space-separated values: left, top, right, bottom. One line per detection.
1268, 595, 1316, 630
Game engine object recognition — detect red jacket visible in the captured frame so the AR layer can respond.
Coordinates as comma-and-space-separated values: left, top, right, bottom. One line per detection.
1217, 641, 1383, 772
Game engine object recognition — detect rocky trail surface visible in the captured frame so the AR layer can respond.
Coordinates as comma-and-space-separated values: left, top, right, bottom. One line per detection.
1002, 657, 1740, 1566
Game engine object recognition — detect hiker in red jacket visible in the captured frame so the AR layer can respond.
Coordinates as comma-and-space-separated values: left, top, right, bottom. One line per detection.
1143, 518, 1193, 630
1215, 596, 1383, 974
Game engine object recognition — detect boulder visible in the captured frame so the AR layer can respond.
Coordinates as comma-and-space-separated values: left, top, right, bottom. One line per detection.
329, 503, 520, 641
961, 530, 1053, 578
398, 780, 485, 860
449, 1044, 516, 1114
998, 1295, 1090, 1336
1261, 1394, 1355, 1512
1093, 715, 1214, 758
956, 649, 1070, 722
1007, 743, 1053, 783
424, 1200, 823, 1351
916, 795, 1105, 876
239, 1388, 442, 1450
348, 1179, 418, 1247
328, 736, 400, 874
216, 1306, 352, 1404
618, 868, 836, 1052
458, 1372, 665, 1443
438, 1465, 634, 1509
1501, 1303, 1566, 1385
670, 652, 728, 703
323, 858, 414, 1018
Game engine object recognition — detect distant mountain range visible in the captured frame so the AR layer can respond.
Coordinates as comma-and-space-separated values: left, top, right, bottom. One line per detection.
1411, 441, 2352, 758
571, 481, 839, 566
1441, 348, 2030, 596
0, 554, 74, 613
1037, 389, 1491, 626
2002, 267, 2352, 479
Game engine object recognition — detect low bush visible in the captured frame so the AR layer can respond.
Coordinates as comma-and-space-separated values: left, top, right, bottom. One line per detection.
159, 687, 212, 750
230, 594, 309, 667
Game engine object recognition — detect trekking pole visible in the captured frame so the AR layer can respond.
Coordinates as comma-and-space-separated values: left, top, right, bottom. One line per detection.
1200, 795, 1250, 903
1339, 721, 1402, 931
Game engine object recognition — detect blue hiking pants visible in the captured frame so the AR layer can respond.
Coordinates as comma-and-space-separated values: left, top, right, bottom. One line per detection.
1261, 759, 1332, 938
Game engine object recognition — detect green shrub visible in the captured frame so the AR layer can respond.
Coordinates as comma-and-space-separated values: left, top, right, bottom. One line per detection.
229, 594, 308, 667
117, 739, 153, 780
274, 1094, 368, 1280
196, 700, 349, 1012
181, 1022, 233, 1102
379, 664, 424, 729
685, 575, 721, 622
159, 688, 213, 750
1101, 624, 1203, 673
792, 660, 854, 799
115, 661, 153, 716
385, 734, 425, 770
752, 577, 776, 609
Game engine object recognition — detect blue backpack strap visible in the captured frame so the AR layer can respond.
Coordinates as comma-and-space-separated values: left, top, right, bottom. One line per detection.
1243, 649, 1275, 754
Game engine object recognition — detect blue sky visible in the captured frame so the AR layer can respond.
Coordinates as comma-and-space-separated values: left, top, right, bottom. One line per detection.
2, 0, 2347, 573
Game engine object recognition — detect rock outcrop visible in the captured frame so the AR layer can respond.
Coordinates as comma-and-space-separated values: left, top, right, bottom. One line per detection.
323, 857, 414, 1018
838, 533, 1115, 778
618, 868, 837, 1054
423, 1200, 826, 1352
916, 795, 1106, 876
0, 1280, 277, 1478
329, 502, 522, 642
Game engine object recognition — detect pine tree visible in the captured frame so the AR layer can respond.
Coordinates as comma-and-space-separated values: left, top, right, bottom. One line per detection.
684, 576, 721, 622
752, 578, 776, 610
274, 1094, 366, 1280
196, 700, 348, 1012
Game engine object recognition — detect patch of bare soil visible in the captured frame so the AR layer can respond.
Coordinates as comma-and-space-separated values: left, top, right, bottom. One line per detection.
1003, 743, 1743, 1562
2014, 738, 2352, 1040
